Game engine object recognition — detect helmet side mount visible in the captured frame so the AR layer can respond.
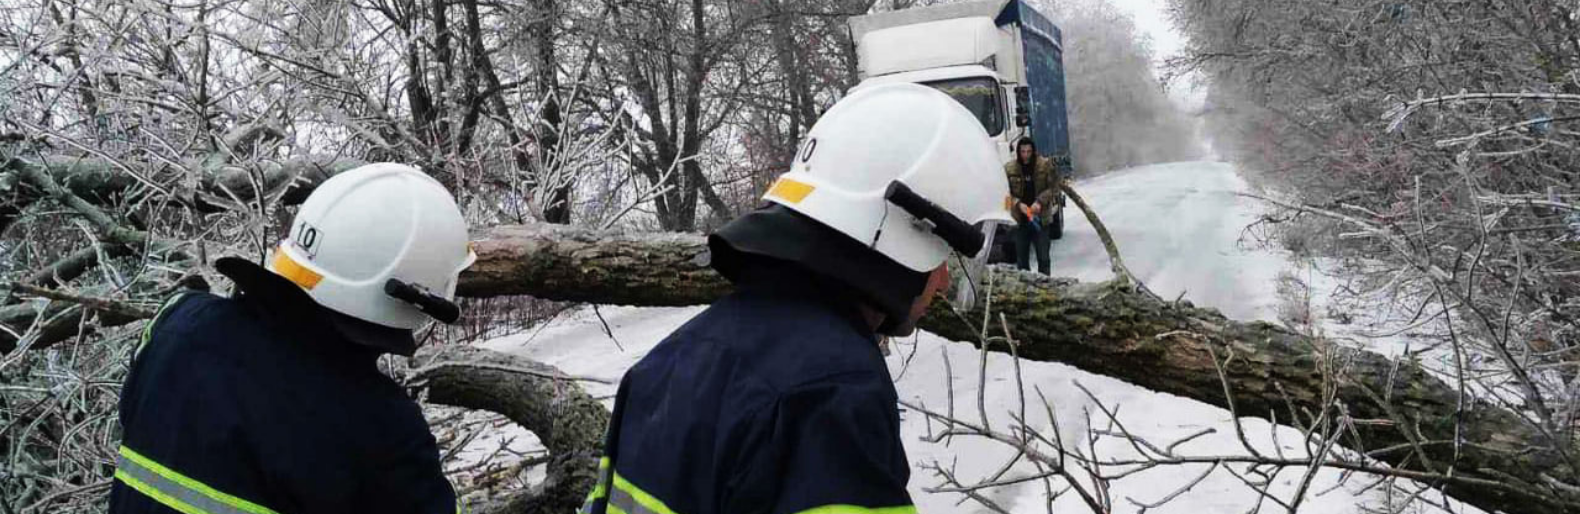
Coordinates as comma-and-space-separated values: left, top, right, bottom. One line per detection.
384, 279, 462, 324
883, 181, 987, 258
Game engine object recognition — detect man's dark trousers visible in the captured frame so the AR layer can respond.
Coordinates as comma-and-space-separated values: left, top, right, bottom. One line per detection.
1015, 221, 1051, 275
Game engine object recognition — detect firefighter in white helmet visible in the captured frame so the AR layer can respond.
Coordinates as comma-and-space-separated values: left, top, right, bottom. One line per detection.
111, 163, 475, 514
581, 83, 1012, 514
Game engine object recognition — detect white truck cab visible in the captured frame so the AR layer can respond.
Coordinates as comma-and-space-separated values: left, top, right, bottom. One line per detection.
850, 12, 1027, 165
849, 0, 1073, 258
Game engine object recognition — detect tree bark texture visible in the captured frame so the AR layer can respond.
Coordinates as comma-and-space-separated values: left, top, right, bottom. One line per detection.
413, 344, 609, 514
457, 223, 1578, 514
458, 225, 729, 305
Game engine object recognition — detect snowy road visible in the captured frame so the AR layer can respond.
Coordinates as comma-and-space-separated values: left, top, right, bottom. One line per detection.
470, 162, 1476, 514
1048, 161, 1287, 321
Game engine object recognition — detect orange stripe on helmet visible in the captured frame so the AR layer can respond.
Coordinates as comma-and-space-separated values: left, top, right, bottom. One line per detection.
272, 248, 324, 290
765, 178, 816, 204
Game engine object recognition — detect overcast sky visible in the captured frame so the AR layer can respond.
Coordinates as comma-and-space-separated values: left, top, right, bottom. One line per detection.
1107, 0, 1184, 63
1099, 0, 1206, 111
1098, 0, 1212, 153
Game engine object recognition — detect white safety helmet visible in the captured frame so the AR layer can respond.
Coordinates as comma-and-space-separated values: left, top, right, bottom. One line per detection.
267, 163, 476, 330
762, 82, 1013, 272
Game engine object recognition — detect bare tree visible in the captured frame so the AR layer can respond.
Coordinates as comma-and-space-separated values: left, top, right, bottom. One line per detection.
1168, 0, 1580, 511
1038, 0, 1201, 177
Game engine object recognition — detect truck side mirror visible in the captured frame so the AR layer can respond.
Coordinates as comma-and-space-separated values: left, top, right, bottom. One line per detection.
1014, 86, 1031, 127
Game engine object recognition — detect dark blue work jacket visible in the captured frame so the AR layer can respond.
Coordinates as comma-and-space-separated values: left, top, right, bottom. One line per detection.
581, 265, 915, 514
108, 259, 457, 514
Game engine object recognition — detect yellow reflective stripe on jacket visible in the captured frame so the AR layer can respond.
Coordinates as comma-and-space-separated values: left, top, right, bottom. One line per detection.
791, 505, 918, 514
115, 445, 279, 514
580, 457, 612, 513
583, 459, 912, 514
607, 473, 680, 514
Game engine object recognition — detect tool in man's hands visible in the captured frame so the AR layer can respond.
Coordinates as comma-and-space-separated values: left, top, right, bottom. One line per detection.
1020, 204, 1042, 231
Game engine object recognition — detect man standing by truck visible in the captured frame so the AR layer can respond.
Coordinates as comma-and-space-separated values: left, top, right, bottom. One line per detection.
1006, 137, 1060, 275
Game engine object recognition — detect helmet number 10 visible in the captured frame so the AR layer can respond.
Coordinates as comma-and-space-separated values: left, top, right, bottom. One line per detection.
295, 220, 322, 257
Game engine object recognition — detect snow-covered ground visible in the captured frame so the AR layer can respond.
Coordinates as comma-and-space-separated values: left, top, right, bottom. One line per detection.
467, 162, 1477, 513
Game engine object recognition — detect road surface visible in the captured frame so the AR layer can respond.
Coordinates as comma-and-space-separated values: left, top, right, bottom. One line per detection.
1047, 161, 1287, 322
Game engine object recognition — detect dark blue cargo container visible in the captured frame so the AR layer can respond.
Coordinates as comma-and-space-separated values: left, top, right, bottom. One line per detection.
997, 0, 1072, 170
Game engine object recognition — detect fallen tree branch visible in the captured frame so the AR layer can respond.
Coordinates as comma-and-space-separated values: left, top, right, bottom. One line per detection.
1384, 92, 1580, 133
0, 155, 364, 224
410, 345, 609, 514
456, 223, 1579, 514
1060, 182, 1162, 301
0, 155, 199, 349
0, 300, 143, 354
21, 245, 136, 290
409, 360, 614, 385
7, 156, 149, 246
1, 282, 155, 319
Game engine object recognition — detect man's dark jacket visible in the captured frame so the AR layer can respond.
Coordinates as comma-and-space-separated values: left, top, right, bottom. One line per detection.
581, 262, 914, 514
109, 258, 457, 514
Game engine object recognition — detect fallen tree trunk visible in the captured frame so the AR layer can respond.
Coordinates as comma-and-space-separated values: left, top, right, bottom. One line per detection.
411, 345, 608, 514
5, 223, 1573, 512
458, 224, 1579, 514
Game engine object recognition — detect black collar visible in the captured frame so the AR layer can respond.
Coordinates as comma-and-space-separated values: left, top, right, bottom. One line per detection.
708, 205, 928, 336
214, 257, 419, 356
731, 259, 880, 342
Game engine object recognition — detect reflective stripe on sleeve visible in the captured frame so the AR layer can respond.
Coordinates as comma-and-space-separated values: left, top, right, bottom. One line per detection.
580, 457, 612, 514
584, 459, 912, 514
607, 473, 680, 514
114, 446, 279, 514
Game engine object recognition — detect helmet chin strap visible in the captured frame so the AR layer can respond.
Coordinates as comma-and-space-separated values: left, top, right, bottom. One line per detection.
869, 203, 891, 250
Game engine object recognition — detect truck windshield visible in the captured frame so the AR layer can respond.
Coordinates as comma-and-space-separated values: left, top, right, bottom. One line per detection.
921, 77, 1004, 136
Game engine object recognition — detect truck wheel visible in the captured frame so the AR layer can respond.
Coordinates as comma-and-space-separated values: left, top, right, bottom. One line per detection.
989, 225, 1014, 264
1050, 210, 1065, 240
